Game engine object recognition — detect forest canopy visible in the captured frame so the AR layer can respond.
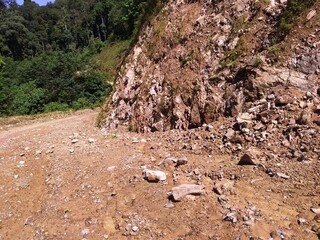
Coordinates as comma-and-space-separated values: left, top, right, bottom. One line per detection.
0, 0, 156, 116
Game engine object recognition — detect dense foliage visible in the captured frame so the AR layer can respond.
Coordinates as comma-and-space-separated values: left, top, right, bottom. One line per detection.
0, 0, 154, 117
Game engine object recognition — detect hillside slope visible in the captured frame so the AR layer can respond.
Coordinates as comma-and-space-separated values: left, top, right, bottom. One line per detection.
104, 0, 319, 132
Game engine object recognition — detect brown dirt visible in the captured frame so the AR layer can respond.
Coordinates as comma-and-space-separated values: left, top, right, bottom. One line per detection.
0, 110, 319, 239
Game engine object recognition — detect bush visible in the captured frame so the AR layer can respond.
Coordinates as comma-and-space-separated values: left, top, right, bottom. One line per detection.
11, 81, 46, 115
44, 102, 69, 113
72, 97, 91, 110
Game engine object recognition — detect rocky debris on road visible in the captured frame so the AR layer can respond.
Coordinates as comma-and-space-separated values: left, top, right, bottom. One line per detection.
171, 184, 205, 201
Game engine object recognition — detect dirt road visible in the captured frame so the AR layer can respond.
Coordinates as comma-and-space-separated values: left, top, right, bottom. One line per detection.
0, 110, 319, 239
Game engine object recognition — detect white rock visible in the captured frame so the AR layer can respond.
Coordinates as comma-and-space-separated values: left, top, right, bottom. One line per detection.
132, 226, 139, 232
307, 10, 316, 20
311, 208, 320, 214
88, 138, 95, 143
144, 170, 166, 182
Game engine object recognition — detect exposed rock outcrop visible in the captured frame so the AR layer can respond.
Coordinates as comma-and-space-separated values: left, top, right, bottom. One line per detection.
104, 0, 320, 132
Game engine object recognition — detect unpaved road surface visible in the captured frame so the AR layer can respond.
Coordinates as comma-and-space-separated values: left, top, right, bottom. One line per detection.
0, 110, 319, 239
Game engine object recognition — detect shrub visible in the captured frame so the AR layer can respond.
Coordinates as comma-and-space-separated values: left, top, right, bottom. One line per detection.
72, 97, 91, 110
44, 102, 69, 113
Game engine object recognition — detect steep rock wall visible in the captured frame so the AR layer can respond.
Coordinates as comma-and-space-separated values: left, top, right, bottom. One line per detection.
105, 0, 320, 132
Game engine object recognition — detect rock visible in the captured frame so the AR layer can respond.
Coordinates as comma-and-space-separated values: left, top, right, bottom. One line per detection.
175, 156, 188, 167
224, 212, 237, 223
314, 214, 320, 223
236, 113, 253, 126
276, 172, 290, 179
213, 180, 235, 195
299, 101, 307, 109
171, 184, 205, 201
298, 218, 307, 225
311, 208, 320, 214
88, 138, 95, 143
24, 216, 33, 226
18, 161, 25, 168
144, 170, 166, 182
132, 226, 139, 232
244, 218, 255, 226
164, 203, 174, 208
307, 10, 316, 20
81, 228, 90, 236
238, 148, 260, 165
218, 195, 229, 204
224, 128, 235, 140
71, 139, 79, 144
275, 95, 293, 106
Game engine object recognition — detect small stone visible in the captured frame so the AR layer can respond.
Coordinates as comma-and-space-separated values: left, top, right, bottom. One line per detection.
224, 128, 235, 140
176, 156, 188, 167
132, 226, 139, 232
307, 10, 316, 20
267, 94, 275, 100
171, 184, 205, 201
132, 138, 139, 143
311, 208, 320, 214
88, 138, 95, 143
237, 113, 252, 125
213, 180, 235, 195
81, 229, 90, 236
69, 149, 75, 153
24, 216, 33, 226
238, 149, 260, 165
18, 161, 25, 167
20, 153, 25, 157
282, 140, 290, 147
298, 218, 307, 225
276, 172, 290, 179
144, 170, 166, 182
275, 95, 293, 106
164, 203, 174, 208
72, 139, 79, 144
244, 218, 255, 226
218, 195, 229, 204
224, 212, 237, 223
35, 150, 42, 155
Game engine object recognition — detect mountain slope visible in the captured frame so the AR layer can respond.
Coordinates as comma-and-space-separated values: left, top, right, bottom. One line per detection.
104, 0, 319, 132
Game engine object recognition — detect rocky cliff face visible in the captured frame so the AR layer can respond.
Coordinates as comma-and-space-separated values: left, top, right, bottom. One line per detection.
104, 0, 320, 132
